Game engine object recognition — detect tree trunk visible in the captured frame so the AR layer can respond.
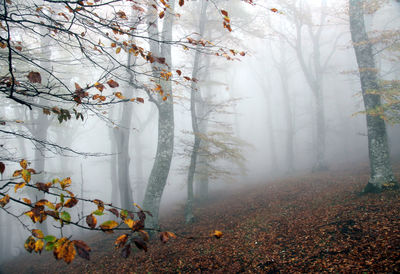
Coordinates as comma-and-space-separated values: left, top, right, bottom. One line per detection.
349, 0, 398, 192
143, 0, 175, 230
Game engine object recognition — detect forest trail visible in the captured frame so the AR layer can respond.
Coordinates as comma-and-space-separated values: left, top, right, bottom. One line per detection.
1, 162, 400, 273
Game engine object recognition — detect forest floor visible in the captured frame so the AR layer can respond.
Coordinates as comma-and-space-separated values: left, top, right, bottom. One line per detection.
1, 162, 400, 273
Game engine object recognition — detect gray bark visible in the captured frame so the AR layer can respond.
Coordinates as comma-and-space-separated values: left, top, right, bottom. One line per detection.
143, 0, 175, 230
349, 0, 398, 192
185, 0, 208, 224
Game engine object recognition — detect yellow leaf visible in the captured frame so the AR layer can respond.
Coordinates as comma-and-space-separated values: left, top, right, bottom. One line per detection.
34, 239, 44, 254
21, 169, 31, 183
14, 182, 26, 193
32, 229, 44, 239
115, 92, 126, 99
100, 220, 118, 231
115, 234, 128, 249
211, 230, 223, 239
20, 159, 28, 169
59, 177, 71, 189
22, 197, 32, 205
124, 218, 135, 229
0, 195, 10, 207
116, 47, 121, 54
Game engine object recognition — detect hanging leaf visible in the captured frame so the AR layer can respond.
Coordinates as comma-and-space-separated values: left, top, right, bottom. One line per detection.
136, 97, 144, 103
0, 195, 10, 207
108, 208, 119, 218
86, 214, 97, 229
93, 199, 105, 212
115, 234, 128, 249
116, 11, 127, 19
94, 82, 105, 92
44, 235, 57, 243
221, 10, 228, 17
59, 177, 71, 189
160, 231, 177, 243
176, 70, 182, 76
115, 92, 126, 99
32, 229, 44, 239
22, 197, 32, 205
100, 220, 118, 231
270, 8, 278, 13
35, 182, 50, 192
179, 0, 184, 6
107, 79, 119, 88
0, 162, 5, 174
14, 182, 26, 193
72, 240, 91, 260
24, 236, 36, 253
34, 239, 44, 254
27, 71, 42, 84
159, 11, 165, 19
12, 169, 22, 177
64, 197, 78, 208
60, 211, 71, 222
133, 237, 147, 252
121, 243, 131, 258
116, 47, 121, 54
21, 169, 31, 183
63, 241, 76, 264
20, 159, 28, 169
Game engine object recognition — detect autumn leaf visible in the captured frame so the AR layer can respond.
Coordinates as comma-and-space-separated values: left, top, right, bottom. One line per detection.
124, 218, 136, 230
22, 197, 32, 205
0, 195, 10, 207
63, 241, 76, 264
72, 240, 91, 260
44, 235, 57, 243
139, 230, 150, 242
221, 10, 228, 17
35, 182, 50, 192
211, 230, 223, 239
21, 169, 31, 183
116, 47, 121, 54
176, 70, 182, 76
115, 234, 128, 249
12, 169, 22, 177
160, 231, 177, 243
110, 42, 116, 48
93, 199, 105, 212
20, 159, 28, 169
179, 0, 184, 6
115, 92, 126, 99
108, 208, 119, 218
14, 182, 26, 193
0, 162, 5, 174
32, 229, 44, 239
100, 220, 118, 231
60, 211, 71, 222
136, 97, 144, 103
64, 197, 78, 208
270, 8, 278, 13
159, 11, 165, 19
34, 239, 44, 254
27, 71, 42, 84
59, 177, 71, 189
24, 236, 36, 253
86, 214, 97, 229
116, 11, 127, 19
94, 82, 105, 92
133, 237, 147, 252
107, 79, 119, 88
121, 243, 131, 258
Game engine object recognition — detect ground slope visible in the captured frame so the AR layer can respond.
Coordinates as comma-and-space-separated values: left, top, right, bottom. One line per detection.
1, 163, 400, 273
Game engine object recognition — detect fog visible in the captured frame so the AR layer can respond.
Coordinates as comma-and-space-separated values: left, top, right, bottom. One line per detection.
1, 0, 400, 267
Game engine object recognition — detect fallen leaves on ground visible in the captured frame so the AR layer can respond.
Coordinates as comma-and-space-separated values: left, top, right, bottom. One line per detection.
1, 163, 399, 273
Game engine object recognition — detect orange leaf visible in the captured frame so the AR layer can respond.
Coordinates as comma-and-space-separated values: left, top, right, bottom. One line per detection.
86, 214, 97, 229
20, 159, 28, 169
22, 198, 32, 205
64, 197, 78, 208
0, 195, 10, 207
115, 92, 126, 99
270, 8, 278, 13
115, 234, 128, 249
14, 182, 26, 193
94, 82, 105, 92
211, 230, 223, 239
136, 97, 144, 103
159, 11, 165, 19
221, 10, 228, 17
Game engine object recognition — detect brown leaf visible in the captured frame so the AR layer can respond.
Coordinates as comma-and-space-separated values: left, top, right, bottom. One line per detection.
27, 72, 41, 84
108, 208, 119, 218
35, 182, 50, 192
86, 214, 97, 229
64, 197, 78, 208
121, 243, 131, 258
221, 10, 228, 17
136, 97, 144, 103
72, 240, 91, 260
133, 237, 147, 252
159, 11, 165, 19
176, 70, 182, 76
32, 229, 44, 239
179, 0, 184, 6
107, 79, 119, 88
0, 162, 5, 174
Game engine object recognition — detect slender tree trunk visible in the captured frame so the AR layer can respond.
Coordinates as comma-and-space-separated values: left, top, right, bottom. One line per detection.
143, 0, 175, 230
349, 0, 398, 192
185, 0, 208, 224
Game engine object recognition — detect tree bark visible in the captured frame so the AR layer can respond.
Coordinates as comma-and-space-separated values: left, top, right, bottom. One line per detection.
143, 0, 175, 230
349, 0, 398, 192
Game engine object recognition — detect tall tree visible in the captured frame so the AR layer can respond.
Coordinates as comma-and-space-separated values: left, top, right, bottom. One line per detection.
142, 0, 176, 230
349, 0, 398, 192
